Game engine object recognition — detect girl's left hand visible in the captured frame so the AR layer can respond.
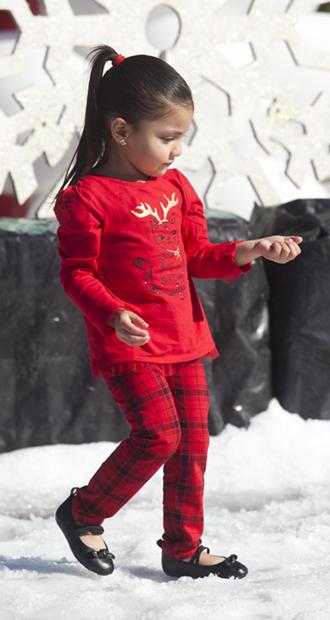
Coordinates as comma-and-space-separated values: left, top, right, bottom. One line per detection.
254, 235, 303, 264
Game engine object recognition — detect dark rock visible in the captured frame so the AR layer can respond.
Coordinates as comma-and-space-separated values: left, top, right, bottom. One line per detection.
250, 199, 330, 420
0, 217, 129, 453
196, 211, 272, 432
0, 212, 272, 452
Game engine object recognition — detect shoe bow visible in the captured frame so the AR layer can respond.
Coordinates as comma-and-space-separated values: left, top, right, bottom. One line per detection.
90, 548, 116, 560
224, 554, 238, 564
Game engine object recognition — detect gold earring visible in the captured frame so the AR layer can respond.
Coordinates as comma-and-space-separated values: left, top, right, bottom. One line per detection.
119, 138, 127, 146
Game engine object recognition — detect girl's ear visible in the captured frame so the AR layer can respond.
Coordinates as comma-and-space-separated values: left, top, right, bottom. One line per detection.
109, 116, 132, 144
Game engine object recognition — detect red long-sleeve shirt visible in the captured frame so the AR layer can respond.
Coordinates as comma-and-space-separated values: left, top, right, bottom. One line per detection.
54, 167, 253, 378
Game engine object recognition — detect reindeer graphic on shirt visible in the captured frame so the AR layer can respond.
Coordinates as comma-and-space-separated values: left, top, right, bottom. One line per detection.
130, 192, 187, 300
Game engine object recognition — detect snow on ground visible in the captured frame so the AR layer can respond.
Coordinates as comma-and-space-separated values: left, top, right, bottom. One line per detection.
0, 397, 329, 620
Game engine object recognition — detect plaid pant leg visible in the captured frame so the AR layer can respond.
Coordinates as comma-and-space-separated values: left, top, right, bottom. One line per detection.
71, 368, 182, 525
159, 359, 211, 560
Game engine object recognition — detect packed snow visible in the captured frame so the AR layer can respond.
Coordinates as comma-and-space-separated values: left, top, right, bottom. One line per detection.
0, 398, 329, 620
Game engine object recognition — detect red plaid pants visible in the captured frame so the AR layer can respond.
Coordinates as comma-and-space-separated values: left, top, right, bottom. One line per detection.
71, 359, 211, 560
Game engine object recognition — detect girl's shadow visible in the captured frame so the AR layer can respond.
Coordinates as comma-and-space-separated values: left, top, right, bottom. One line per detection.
0, 554, 173, 582
0, 554, 92, 579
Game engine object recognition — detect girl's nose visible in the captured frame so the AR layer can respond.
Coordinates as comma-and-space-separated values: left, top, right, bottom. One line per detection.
171, 142, 182, 158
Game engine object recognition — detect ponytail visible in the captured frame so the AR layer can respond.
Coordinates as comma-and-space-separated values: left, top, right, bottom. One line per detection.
54, 45, 120, 199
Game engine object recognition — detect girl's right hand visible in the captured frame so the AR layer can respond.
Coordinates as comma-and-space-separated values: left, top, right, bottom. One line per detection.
111, 309, 150, 347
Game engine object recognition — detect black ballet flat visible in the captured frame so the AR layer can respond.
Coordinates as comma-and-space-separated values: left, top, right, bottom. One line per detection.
55, 487, 115, 576
156, 539, 248, 579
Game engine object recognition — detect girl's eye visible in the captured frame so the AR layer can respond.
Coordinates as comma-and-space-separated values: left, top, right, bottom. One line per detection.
161, 133, 188, 142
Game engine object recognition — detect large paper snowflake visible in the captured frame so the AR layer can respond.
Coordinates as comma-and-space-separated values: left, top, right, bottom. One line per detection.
0, 0, 330, 213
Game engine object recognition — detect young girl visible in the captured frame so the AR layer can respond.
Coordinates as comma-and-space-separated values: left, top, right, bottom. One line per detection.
53, 45, 302, 580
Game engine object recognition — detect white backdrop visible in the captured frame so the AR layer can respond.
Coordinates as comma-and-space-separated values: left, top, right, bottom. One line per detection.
1, 0, 330, 219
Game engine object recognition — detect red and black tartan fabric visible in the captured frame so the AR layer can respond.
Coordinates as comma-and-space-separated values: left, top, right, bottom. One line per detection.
71, 358, 211, 561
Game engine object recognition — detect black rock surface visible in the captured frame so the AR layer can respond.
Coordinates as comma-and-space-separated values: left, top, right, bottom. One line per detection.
250, 198, 330, 420
0, 217, 129, 453
0, 213, 272, 452
196, 211, 272, 433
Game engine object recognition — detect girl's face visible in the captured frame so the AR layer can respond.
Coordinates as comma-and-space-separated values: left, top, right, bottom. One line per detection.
111, 103, 194, 179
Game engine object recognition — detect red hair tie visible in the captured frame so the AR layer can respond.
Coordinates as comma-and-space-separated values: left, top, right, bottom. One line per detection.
113, 54, 126, 65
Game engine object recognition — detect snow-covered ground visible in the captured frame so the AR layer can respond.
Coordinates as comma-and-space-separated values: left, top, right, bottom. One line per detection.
0, 398, 329, 620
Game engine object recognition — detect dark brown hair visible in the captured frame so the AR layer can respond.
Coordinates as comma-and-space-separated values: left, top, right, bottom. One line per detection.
54, 44, 194, 200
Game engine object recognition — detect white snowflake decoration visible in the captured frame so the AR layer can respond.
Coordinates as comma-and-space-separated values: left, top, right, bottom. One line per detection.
0, 0, 330, 213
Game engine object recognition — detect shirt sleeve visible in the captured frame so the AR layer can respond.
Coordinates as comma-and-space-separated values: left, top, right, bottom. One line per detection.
173, 169, 253, 283
53, 183, 127, 335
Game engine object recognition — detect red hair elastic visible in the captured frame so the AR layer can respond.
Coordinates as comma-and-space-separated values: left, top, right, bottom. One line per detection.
113, 54, 126, 65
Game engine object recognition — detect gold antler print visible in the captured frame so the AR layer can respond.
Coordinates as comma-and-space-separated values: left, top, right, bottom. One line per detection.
130, 192, 178, 224
130, 202, 162, 223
